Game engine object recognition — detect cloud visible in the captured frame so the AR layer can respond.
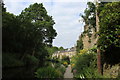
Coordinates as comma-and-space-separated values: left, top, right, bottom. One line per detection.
4, 1, 31, 15
4, 0, 94, 2
4, 0, 86, 48
49, 2, 86, 48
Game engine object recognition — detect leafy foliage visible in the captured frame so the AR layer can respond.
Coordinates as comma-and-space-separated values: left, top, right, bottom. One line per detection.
61, 56, 70, 64
59, 46, 64, 51
45, 46, 59, 55
71, 47, 105, 78
77, 2, 96, 51
98, 2, 120, 64
23, 54, 39, 66
19, 3, 57, 46
80, 2, 96, 30
2, 12, 22, 53
35, 66, 62, 78
2, 3, 57, 67
76, 36, 83, 53
3, 53, 24, 68
54, 63, 66, 75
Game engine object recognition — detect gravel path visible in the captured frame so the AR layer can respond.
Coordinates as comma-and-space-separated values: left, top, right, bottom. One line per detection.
64, 65, 73, 78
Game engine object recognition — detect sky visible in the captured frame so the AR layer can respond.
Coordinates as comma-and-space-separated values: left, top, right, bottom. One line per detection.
4, 0, 92, 48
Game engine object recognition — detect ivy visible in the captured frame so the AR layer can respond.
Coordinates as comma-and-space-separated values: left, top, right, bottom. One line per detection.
98, 2, 120, 64
76, 35, 84, 53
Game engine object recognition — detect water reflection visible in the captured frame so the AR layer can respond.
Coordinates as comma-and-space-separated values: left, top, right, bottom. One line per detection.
3, 66, 38, 79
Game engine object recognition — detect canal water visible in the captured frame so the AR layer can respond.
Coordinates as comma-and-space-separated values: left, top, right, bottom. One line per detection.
2, 66, 37, 79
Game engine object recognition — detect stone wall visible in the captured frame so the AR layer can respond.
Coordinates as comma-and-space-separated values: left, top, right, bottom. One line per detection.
82, 25, 97, 49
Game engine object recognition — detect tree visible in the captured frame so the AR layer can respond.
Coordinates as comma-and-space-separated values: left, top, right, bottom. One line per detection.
17, 3, 57, 64
19, 3, 57, 46
59, 47, 64, 51
2, 3, 57, 66
80, 2, 96, 30
2, 5, 22, 53
98, 2, 120, 64
18, 3, 57, 56
46, 46, 59, 55
79, 2, 96, 49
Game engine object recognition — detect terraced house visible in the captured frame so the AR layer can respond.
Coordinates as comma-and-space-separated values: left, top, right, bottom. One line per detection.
52, 48, 76, 60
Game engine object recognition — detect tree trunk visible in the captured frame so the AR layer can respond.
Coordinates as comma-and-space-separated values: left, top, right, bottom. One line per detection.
97, 49, 103, 75
32, 49, 35, 56
95, 0, 103, 75
21, 53, 26, 61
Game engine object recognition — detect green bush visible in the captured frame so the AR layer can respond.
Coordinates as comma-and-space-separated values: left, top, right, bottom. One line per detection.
74, 53, 97, 77
54, 63, 61, 68
60, 56, 70, 67
3, 53, 24, 68
98, 2, 120, 64
53, 63, 66, 77
35, 66, 62, 78
56, 65, 66, 74
24, 54, 39, 66
71, 47, 104, 78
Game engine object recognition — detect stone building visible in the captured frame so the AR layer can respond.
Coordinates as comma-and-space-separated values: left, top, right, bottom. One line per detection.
52, 48, 76, 59
81, 25, 97, 49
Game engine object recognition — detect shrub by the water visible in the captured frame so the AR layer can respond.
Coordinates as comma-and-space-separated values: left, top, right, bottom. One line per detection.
35, 66, 62, 78
3, 53, 24, 68
24, 54, 39, 66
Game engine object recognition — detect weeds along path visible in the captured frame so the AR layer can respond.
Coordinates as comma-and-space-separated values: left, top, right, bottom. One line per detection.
64, 65, 73, 78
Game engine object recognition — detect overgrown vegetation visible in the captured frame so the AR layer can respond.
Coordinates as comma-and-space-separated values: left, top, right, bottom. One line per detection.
2, 1, 120, 79
35, 60, 66, 78
71, 47, 105, 78
77, 2, 96, 50
2, 2, 57, 67
98, 2, 120, 64
80, 2, 96, 28
2, 2, 62, 79
76, 35, 83, 53
35, 66, 62, 78
75, 1, 120, 78
3, 53, 24, 68
80, 2, 96, 43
